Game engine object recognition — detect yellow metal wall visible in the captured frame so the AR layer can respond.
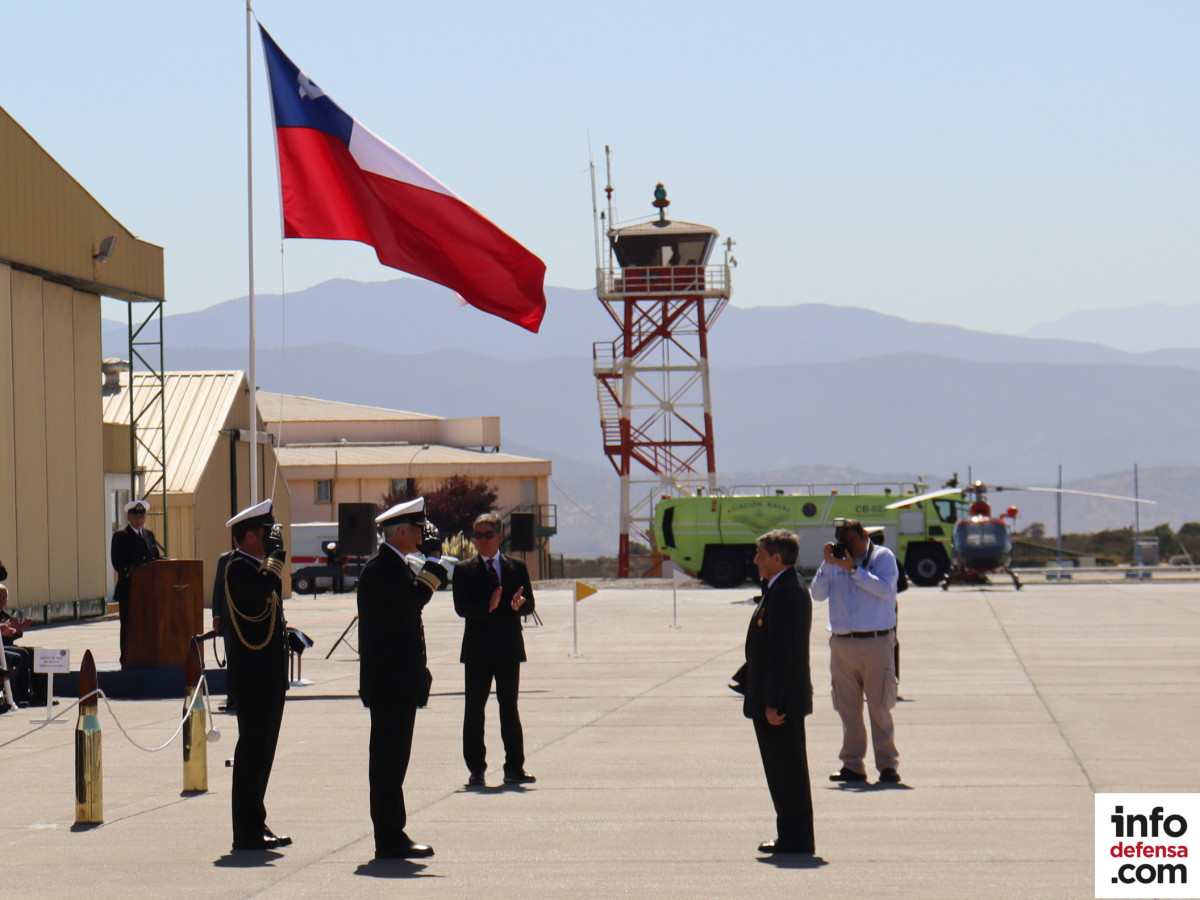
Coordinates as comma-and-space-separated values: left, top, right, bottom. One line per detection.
43, 282, 78, 603
2, 267, 107, 608
73, 290, 105, 600
0, 266, 14, 581
10, 270, 50, 604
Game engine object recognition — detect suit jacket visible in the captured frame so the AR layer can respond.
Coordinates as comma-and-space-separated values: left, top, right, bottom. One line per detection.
452, 554, 534, 665
210, 550, 233, 628
110, 525, 161, 601
357, 544, 446, 707
743, 567, 812, 720
223, 550, 288, 698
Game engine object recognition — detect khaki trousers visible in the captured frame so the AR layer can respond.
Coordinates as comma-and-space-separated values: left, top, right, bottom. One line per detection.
829, 633, 898, 774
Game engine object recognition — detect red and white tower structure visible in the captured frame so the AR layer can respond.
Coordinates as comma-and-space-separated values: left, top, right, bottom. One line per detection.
593, 167, 732, 577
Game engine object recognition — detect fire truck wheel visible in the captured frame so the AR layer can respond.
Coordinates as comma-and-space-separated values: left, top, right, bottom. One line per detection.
906, 546, 948, 588
704, 549, 747, 589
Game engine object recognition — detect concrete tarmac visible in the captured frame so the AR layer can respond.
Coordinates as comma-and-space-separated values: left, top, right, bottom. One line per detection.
1, 579, 1196, 898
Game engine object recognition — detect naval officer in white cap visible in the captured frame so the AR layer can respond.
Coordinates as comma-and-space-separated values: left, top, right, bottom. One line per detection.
357, 497, 447, 860
110, 498, 161, 666
222, 499, 293, 852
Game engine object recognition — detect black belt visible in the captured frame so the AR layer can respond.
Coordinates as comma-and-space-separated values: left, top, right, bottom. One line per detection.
834, 627, 895, 639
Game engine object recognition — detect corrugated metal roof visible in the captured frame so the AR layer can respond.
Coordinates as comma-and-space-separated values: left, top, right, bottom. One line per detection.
101, 371, 244, 494
276, 443, 546, 468
258, 392, 440, 423
0, 105, 165, 303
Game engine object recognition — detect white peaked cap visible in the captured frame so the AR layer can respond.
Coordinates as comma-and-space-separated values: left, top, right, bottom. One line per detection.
375, 497, 426, 527
226, 498, 275, 528
124, 499, 150, 513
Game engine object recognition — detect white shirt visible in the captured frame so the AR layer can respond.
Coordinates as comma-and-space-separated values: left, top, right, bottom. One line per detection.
810, 543, 899, 633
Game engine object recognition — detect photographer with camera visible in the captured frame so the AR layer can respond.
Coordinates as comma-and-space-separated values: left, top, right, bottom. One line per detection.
811, 517, 902, 785
222, 499, 292, 852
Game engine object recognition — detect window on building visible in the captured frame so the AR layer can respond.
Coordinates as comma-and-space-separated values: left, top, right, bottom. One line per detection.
316, 480, 332, 504
390, 478, 407, 496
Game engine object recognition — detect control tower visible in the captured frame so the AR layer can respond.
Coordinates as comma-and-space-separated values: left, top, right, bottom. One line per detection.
593, 173, 732, 577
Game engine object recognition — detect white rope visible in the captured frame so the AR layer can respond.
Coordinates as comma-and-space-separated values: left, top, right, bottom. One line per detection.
0, 678, 215, 754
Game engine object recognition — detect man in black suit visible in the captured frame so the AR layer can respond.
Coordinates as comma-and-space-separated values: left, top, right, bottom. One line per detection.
452, 513, 535, 787
110, 498, 161, 666
222, 499, 292, 852
744, 529, 814, 855
357, 497, 447, 860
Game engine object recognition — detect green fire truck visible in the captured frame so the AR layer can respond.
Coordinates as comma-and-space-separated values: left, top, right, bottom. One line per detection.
652, 483, 958, 588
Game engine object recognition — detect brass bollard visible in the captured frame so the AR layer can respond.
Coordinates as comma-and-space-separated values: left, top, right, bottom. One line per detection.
74, 650, 103, 824
182, 637, 208, 793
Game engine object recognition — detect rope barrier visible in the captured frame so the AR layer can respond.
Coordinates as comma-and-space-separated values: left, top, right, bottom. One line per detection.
0, 678, 218, 753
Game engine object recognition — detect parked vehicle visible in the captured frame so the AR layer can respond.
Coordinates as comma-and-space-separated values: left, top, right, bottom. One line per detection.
652, 483, 957, 588
290, 522, 373, 595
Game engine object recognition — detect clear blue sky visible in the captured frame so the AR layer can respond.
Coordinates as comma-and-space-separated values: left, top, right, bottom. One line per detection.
2, 1, 1196, 335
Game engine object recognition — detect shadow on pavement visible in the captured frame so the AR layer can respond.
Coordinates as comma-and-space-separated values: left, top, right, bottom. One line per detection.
355, 860, 440, 879
757, 854, 828, 870
213, 850, 284, 867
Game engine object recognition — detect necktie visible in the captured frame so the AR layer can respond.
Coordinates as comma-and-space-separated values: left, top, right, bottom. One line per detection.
488, 558, 500, 587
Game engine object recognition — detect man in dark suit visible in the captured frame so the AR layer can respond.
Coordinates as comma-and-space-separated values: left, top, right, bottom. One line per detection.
744, 529, 814, 855
357, 497, 447, 860
222, 499, 292, 852
452, 513, 535, 787
110, 498, 161, 666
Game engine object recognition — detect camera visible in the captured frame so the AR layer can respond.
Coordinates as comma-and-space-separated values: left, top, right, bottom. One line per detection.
831, 516, 851, 559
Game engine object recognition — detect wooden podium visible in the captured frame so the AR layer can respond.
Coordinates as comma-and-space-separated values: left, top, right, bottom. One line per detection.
125, 560, 204, 669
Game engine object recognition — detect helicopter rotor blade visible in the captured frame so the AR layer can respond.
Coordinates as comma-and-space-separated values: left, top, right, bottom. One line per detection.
993, 486, 1156, 504
884, 487, 965, 510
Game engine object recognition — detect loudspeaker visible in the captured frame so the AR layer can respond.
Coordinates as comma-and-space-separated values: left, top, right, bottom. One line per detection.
338, 503, 379, 556
508, 512, 536, 552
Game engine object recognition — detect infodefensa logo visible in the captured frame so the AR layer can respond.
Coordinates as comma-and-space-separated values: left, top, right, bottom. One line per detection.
1096, 794, 1198, 898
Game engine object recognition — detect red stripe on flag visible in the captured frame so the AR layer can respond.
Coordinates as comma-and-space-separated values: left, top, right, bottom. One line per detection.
275, 127, 546, 332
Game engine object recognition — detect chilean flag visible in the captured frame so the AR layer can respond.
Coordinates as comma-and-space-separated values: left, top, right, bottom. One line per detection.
259, 26, 546, 332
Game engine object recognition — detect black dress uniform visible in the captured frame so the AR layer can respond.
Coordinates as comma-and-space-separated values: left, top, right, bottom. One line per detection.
357, 541, 446, 856
110, 522, 161, 664
223, 547, 289, 847
744, 566, 814, 853
452, 553, 534, 779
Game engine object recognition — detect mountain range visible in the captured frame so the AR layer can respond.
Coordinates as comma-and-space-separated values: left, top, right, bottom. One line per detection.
102, 278, 1200, 556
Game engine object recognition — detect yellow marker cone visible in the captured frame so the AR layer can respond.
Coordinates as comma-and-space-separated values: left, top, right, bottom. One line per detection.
574, 581, 597, 603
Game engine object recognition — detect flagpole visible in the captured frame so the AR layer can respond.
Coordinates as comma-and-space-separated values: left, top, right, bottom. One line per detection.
246, 0, 259, 503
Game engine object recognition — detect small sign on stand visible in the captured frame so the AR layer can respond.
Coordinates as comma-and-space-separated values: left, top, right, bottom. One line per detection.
32, 648, 70, 724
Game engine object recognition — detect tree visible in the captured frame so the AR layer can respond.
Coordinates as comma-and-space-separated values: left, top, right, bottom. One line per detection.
380, 475, 499, 537
1024, 522, 1046, 539
1150, 523, 1180, 558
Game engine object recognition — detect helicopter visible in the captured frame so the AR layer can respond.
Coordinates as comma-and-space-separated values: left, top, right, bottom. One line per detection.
885, 477, 1154, 590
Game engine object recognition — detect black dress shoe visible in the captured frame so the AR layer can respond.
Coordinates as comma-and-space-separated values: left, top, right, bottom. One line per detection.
264, 827, 293, 847
375, 841, 434, 859
467, 772, 486, 787
232, 836, 281, 851
503, 770, 536, 784
829, 766, 867, 782
878, 767, 901, 783
758, 840, 814, 854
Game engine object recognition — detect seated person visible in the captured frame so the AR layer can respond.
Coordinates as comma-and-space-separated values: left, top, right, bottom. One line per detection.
1, 584, 34, 710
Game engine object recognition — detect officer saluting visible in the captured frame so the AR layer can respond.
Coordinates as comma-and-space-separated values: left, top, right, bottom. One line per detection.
222, 499, 293, 852
357, 497, 447, 860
